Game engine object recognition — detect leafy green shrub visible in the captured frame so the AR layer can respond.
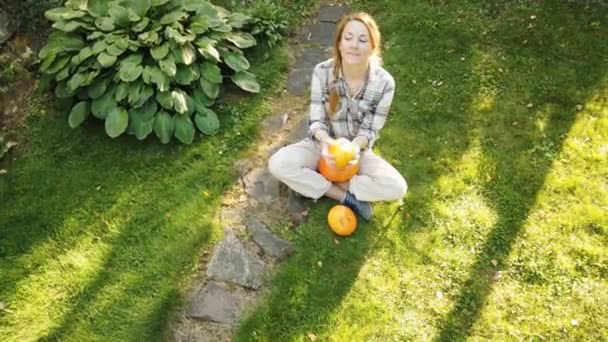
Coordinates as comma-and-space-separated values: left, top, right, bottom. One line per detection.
244, 0, 288, 48
39, 0, 261, 144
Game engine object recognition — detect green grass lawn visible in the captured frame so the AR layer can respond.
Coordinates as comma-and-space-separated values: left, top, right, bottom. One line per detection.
0, 37, 296, 342
236, 1, 608, 340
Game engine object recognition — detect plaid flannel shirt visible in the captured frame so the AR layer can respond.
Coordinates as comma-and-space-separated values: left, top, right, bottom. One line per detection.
308, 58, 396, 148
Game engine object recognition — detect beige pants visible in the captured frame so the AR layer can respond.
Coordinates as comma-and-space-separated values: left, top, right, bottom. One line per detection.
268, 138, 407, 202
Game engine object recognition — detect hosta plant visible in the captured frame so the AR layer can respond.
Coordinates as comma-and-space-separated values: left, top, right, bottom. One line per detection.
39, 0, 261, 144
244, 0, 289, 49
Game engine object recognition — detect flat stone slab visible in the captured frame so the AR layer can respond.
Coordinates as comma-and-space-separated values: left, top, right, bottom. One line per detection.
0, 10, 17, 44
294, 47, 329, 70
305, 21, 336, 46
318, 5, 349, 23
286, 116, 310, 143
287, 68, 313, 96
187, 282, 243, 324
206, 233, 266, 289
261, 113, 288, 136
243, 167, 280, 205
287, 190, 311, 225
247, 218, 293, 261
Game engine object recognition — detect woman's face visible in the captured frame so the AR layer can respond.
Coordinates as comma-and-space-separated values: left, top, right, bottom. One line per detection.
339, 20, 374, 66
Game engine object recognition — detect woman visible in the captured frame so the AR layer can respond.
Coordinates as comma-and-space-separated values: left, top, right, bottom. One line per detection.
269, 12, 407, 221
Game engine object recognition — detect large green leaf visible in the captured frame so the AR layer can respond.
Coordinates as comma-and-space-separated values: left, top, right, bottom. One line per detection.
173, 44, 196, 65
105, 107, 129, 138
119, 63, 143, 82
95, 17, 115, 31
91, 87, 117, 119
160, 11, 188, 25
211, 24, 231, 33
45, 55, 71, 74
128, 113, 154, 140
175, 65, 198, 85
121, 0, 151, 18
192, 87, 215, 107
55, 81, 75, 99
156, 91, 173, 110
225, 32, 256, 49
65, 0, 88, 11
159, 57, 177, 77
200, 77, 219, 99
197, 45, 220, 63
200, 62, 222, 83
108, 5, 130, 27
150, 43, 169, 60
174, 114, 195, 144
223, 51, 249, 72
39, 32, 84, 59
154, 111, 174, 144
132, 17, 150, 32
189, 16, 209, 34
150, 67, 171, 91
45, 8, 87, 22
194, 107, 220, 135
86, 0, 109, 17
165, 26, 196, 44
132, 85, 154, 107
231, 71, 260, 93
87, 77, 109, 99
67, 72, 87, 92
152, 0, 170, 6
114, 82, 130, 102
52, 20, 89, 32
97, 52, 117, 68
227, 13, 250, 29
68, 101, 90, 128
171, 89, 190, 114
130, 99, 158, 121
126, 81, 144, 106
55, 65, 72, 82
92, 40, 108, 54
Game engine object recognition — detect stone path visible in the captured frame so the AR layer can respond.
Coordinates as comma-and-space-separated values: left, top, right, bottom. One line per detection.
172, 3, 349, 341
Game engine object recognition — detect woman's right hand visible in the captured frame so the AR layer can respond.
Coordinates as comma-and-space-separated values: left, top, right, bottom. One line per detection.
321, 138, 336, 167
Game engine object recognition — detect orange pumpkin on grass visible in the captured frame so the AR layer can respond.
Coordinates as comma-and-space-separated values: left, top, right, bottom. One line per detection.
328, 205, 357, 236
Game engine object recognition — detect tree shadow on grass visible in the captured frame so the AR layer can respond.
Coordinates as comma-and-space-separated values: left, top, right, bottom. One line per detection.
436, 2, 608, 340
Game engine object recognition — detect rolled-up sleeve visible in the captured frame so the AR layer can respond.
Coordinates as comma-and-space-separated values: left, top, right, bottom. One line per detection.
308, 65, 330, 139
356, 75, 395, 148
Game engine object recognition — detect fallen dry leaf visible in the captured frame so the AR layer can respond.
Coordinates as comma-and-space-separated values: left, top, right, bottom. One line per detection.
571, 319, 578, 326
491, 259, 498, 267
436, 291, 444, 300
493, 271, 503, 281
317, 261, 323, 268
333, 239, 340, 245
527, 103, 534, 108
0, 169, 7, 175
308, 332, 317, 341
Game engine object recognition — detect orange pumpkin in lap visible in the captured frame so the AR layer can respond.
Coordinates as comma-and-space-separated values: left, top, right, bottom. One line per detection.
318, 138, 359, 182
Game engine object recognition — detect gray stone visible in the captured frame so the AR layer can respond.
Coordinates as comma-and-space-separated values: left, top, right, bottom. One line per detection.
287, 190, 311, 225
243, 167, 280, 205
0, 10, 17, 45
294, 47, 329, 70
261, 113, 287, 135
247, 218, 293, 261
220, 207, 243, 224
286, 116, 310, 143
287, 68, 313, 96
306, 22, 337, 46
206, 233, 266, 289
187, 282, 242, 324
318, 5, 349, 23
